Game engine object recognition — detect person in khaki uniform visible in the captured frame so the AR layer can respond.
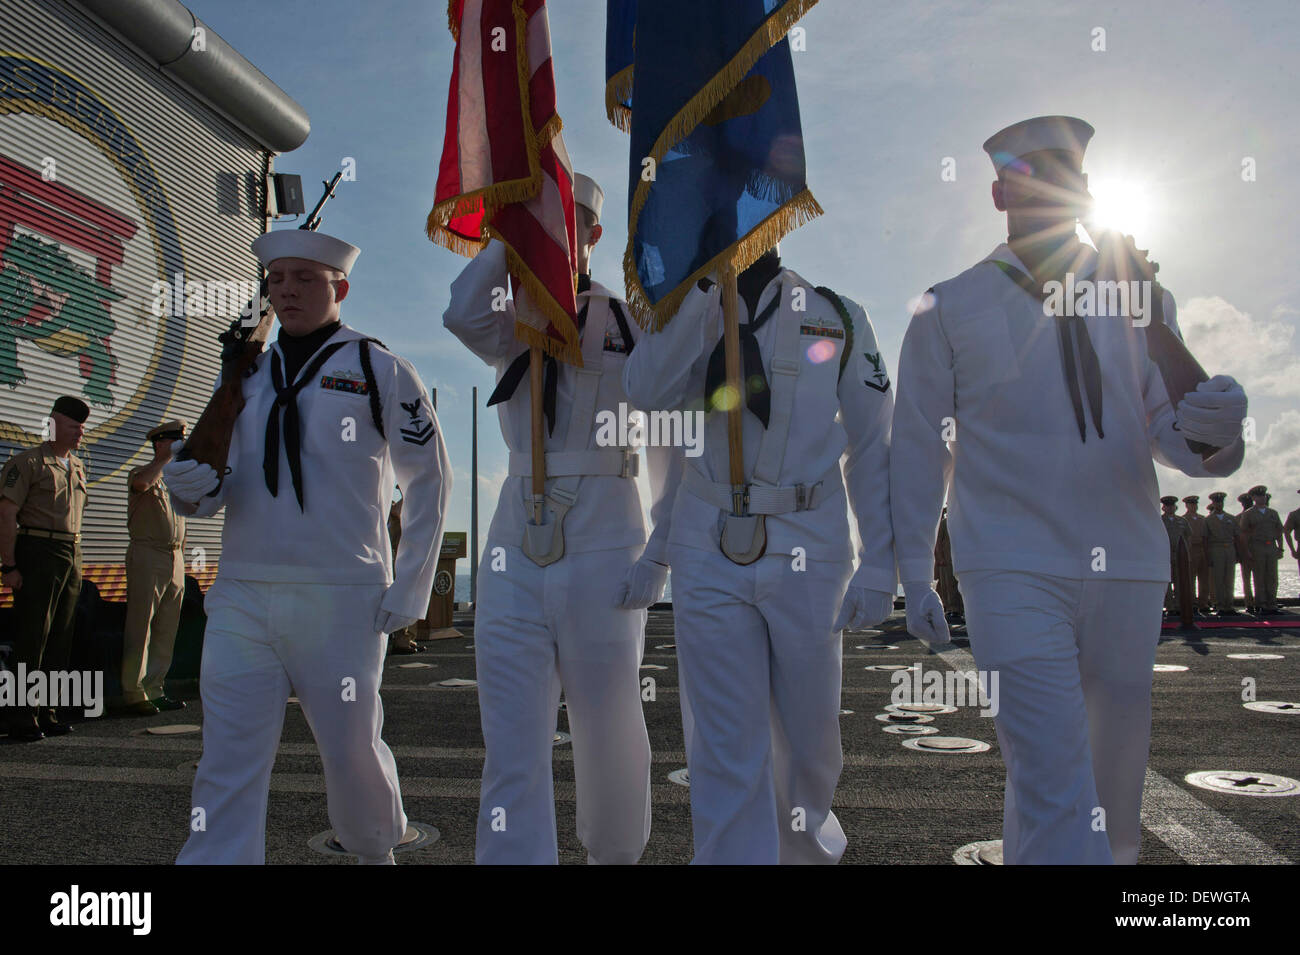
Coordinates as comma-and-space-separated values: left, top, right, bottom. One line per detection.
0, 396, 90, 741
1181, 495, 1211, 613
1239, 484, 1285, 613
1235, 493, 1256, 612
1161, 496, 1190, 613
1205, 491, 1239, 615
119, 420, 189, 716
1284, 490, 1300, 596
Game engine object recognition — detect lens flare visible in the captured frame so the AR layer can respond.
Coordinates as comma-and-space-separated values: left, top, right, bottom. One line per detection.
1087, 177, 1152, 238
806, 339, 836, 364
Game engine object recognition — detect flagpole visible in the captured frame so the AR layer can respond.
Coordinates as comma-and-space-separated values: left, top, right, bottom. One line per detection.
529, 344, 546, 523
471, 384, 478, 608
721, 264, 746, 510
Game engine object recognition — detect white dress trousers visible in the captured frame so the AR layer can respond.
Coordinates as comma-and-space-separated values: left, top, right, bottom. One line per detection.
959, 570, 1165, 865
669, 546, 853, 865
473, 544, 652, 865
177, 579, 405, 865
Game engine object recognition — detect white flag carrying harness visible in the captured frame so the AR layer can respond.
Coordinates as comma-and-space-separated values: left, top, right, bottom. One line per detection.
685, 276, 842, 565
519, 298, 637, 566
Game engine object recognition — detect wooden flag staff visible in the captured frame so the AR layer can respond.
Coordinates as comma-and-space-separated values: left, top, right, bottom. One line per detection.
719, 263, 766, 564
529, 344, 546, 524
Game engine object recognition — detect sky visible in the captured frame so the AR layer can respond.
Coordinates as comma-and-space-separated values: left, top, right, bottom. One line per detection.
189, 0, 1300, 563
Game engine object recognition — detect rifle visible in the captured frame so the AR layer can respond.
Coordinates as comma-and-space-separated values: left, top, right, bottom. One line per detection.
175, 172, 344, 490
1078, 218, 1218, 458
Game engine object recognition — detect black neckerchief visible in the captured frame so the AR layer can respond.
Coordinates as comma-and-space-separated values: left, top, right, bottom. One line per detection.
278, 320, 342, 384
703, 275, 782, 428
990, 254, 1104, 443
486, 275, 637, 435
264, 323, 348, 510
738, 249, 781, 318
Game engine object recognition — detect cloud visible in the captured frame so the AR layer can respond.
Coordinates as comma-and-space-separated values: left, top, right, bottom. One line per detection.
1177, 297, 1300, 398
1157, 408, 1300, 506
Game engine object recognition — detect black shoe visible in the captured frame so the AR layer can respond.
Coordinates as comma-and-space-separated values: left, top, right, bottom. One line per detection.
8, 723, 45, 742
117, 700, 160, 717
151, 696, 186, 712
39, 720, 72, 736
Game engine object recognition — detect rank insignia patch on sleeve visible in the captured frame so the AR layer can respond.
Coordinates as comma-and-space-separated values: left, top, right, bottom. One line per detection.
863, 351, 891, 393
399, 398, 436, 445
3, 465, 17, 488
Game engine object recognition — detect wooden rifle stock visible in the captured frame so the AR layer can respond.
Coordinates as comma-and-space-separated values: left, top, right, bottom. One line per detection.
173, 298, 274, 494
1080, 220, 1218, 458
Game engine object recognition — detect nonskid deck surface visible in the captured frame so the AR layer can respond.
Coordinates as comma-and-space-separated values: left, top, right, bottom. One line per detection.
2, 609, 1297, 865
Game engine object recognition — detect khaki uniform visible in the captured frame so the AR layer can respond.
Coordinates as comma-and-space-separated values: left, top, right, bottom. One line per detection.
121, 465, 186, 705
1205, 511, 1238, 613
1184, 512, 1211, 610
1236, 507, 1255, 610
1, 444, 87, 729
1240, 506, 1285, 611
1162, 513, 1189, 611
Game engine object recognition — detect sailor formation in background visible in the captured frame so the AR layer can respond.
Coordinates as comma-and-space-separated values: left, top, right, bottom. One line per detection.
443, 174, 670, 864
890, 116, 1247, 865
163, 229, 452, 865
1163, 485, 1289, 615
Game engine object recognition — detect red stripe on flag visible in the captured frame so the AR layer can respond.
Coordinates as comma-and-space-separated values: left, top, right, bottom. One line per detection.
429, 0, 580, 364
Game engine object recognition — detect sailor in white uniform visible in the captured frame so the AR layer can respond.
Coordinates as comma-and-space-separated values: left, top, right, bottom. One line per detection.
623, 247, 897, 864
443, 174, 674, 864
890, 116, 1247, 864
164, 230, 452, 864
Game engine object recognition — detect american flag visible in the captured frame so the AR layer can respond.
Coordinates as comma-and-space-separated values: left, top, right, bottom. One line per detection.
428, 0, 581, 365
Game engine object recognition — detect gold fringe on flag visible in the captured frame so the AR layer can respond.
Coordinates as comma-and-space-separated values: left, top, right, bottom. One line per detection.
427, 0, 582, 365
621, 0, 821, 330
605, 64, 634, 132
623, 187, 822, 333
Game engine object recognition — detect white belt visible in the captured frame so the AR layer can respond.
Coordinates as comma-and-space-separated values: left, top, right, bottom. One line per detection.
682, 462, 841, 515
508, 449, 639, 479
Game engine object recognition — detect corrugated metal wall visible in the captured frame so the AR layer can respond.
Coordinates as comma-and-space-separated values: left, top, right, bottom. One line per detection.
0, 0, 273, 578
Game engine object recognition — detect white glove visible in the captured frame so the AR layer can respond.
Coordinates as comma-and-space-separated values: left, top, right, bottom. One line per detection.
833, 587, 895, 632
162, 456, 220, 503
902, 581, 952, 650
1175, 375, 1247, 448
375, 608, 420, 635
617, 558, 668, 610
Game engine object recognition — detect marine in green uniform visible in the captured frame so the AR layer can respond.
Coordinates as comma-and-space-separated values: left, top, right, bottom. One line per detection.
1284, 490, 1300, 598
0, 396, 90, 741
1161, 495, 1190, 613
1239, 485, 1285, 613
1182, 495, 1211, 613
1205, 491, 1238, 615
119, 420, 188, 716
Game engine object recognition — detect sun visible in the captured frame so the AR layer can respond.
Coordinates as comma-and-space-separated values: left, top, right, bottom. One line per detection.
1085, 177, 1153, 239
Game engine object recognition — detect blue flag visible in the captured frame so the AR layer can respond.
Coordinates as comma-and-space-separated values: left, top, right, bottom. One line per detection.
607, 0, 821, 328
